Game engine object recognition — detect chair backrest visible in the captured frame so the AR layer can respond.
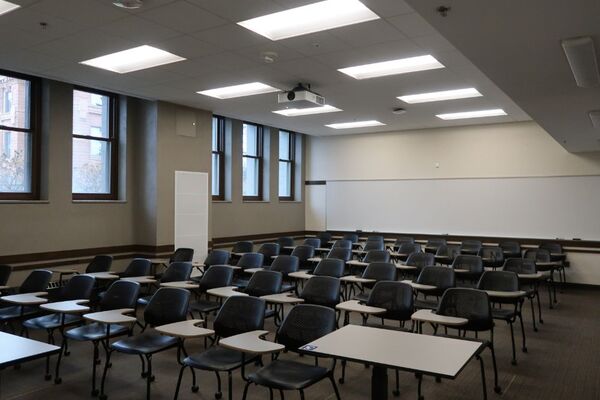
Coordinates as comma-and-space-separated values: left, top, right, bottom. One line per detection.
316, 232, 332, 244
342, 233, 359, 243
426, 238, 446, 249
477, 271, 519, 292
144, 288, 190, 327
452, 255, 483, 275
461, 240, 482, 254
303, 238, 321, 248
326, 247, 352, 262
62, 274, 96, 300
86, 255, 113, 273
204, 250, 230, 267
277, 237, 295, 248
503, 258, 537, 275
363, 250, 390, 263
523, 248, 551, 263
122, 258, 152, 278
170, 248, 194, 263
363, 241, 384, 252
500, 241, 521, 256
276, 304, 336, 353
478, 247, 504, 262
237, 253, 265, 270
405, 252, 435, 270
435, 244, 461, 259
232, 241, 253, 254
367, 235, 384, 243
270, 255, 299, 275
332, 239, 352, 249
213, 296, 266, 338
258, 243, 280, 264
300, 276, 340, 308
416, 266, 455, 296
437, 288, 493, 331
366, 281, 414, 322
291, 245, 315, 262
198, 265, 234, 291
539, 242, 562, 254
0, 265, 11, 286
245, 270, 283, 297
161, 262, 193, 283
363, 262, 396, 281
394, 237, 415, 248
313, 258, 345, 278
100, 280, 141, 311
19, 270, 52, 294
398, 242, 421, 255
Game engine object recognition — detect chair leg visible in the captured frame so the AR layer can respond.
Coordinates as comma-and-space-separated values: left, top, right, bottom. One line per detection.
299, 389, 305, 400
339, 360, 346, 383
518, 313, 527, 353
477, 355, 488, 400
489, 330, 501, 394
99, 350, 113, 400
139, 355, 147, 378
547, 279, 553, 309
241, 381, 251, 400
145, 355, 153, 400
329, 373, 342, 400
228, 371, 233, 400
508, 321, 517, 365
529, 297, 538, 332
91, 341, 100, 396
393, 369, 400, 396
215, 371, 222, 399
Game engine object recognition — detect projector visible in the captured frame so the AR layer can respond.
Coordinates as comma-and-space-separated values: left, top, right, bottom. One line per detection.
278, 84, 325, 108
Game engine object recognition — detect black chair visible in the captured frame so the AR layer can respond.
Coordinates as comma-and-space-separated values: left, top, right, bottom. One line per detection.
362, 250, 390, 263
461, 240, 482, 255
291, 245, 315, 270
391, 236, 415, 250
245, 270, 282, 321
190, 265, 235, 324
405, 252, 435, 276
477, 271, 526, 365
434, 244, 460, 265
413, 266, 455, 310
524, 248, 557, 307
342, 233, 359, 243
138, 262, 193, 306
278, 236, 295, 248
299, 276, 341, 309
503, 258, 542, 330
500, 241, 521, 258
237, 253, 264, 271
0, 269, 52, 331
326, 248, 352, 263
204, 250, 230, 268
362, 240, 384, 252
313, 259, 345, 278
171, 248, 194, 263
241, 304, 340, 400
270, 255, 300, 293
303, 238, 321, 249
394, 242, 421, 262
65, 280, 141, 396
86, 255, 114, 273
424, 238, 446, 254
100, 287, 191, 400
174, 296, 266, 400
258, 243, 280, 266
332, 239, 352, 249
230, 241, 253, 264
539, 242, 567, 287
316, 232, 333, 247
367, 235, 384, 243
120, 258, 152, 277
478, 247, 505, 270
452, 255, 484, 285
354, 262, 397, 302
0, 264, 11, 290
436, 288, 501, 394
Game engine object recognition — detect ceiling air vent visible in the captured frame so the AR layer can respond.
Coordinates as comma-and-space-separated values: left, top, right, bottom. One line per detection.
561, 36, 600, 88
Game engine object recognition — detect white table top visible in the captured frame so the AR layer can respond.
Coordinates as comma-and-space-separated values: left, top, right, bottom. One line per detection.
155, 319, 214, 338
288, 270, 313, 280
84, 308, 137, 324
389, 252, 408, 258
159, 281, 199, 289
148, 258, 169, 264
192, 261, 205, 268
244, 267, 264, 274
40, 299, 90, 314
340, 275, 375, 284
84, 272, 120, 280
120, 276, 157, 284
0, 285, 11, 291
232, 252, 247, 257
396, 264, 417, 271
307, 257, 322, 263
1, 292, 48, 305
346, 260, 368, 267
300, 324, 482, 378
336, 300, 386, 315
0, 332, 61, 368
219, 330, 284, 354
517, 272, 544, 280
484, 290, 526, 299
283, 246, 297, 250
52, 267, 79, 274
411, 309, 468, 326
207, 286, 248, 298
260, 293, 304, 304
401, 280, 436, 291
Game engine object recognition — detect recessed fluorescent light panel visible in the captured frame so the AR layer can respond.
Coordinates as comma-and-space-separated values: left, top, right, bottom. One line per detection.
436, 109, 507, 120
398, 88, 482, 104
0, 0, 20, 16
198, 82, 280, 99
237, 0, 379, 41
326, 120, 385, 129
80, 45, 185, 73
338, 55, 444, 80
273, 105, 342, 117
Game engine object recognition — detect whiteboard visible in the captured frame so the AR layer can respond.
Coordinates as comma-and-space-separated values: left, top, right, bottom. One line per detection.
175, 171, 208, 263
326, 176, 600, 240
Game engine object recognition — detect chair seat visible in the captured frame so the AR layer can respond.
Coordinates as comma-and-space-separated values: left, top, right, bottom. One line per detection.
353, 293, 369, 302
65, 322, 129, 342
491, 308, 516, 320
23, 313, 82, 330
248, 359, 329, 390
365, 322, 411, 332
232, 279, 249, 289
414, 299, 439, 310
137, 296, 151, 306
183, 346, 250, 371
111, 333, 178, 355
280, 283, 296, 293
0, 306, 40, 321
189, 299, 220, 314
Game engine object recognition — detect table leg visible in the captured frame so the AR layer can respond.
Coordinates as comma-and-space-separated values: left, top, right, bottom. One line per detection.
371, 365, 388, 400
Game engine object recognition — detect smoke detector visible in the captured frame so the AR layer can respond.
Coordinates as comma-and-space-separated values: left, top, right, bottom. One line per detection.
392, 107, 407, 115
260, 51, 279, 64
113, 0, 143, 9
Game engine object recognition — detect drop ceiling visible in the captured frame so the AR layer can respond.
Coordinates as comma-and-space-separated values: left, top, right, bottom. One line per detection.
0, 0, 530, 137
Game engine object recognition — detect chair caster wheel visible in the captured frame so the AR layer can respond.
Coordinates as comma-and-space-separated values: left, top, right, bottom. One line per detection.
511, 360, 517, 366
45, 374, 52, 381
192, 386, 199, 393
494, 386, 502, 394
215, 391, 222, 399
522, 347, 528, 353
99, 395, 108, 400
150, 375, 155, 382
141, 372, 148, 378
393, 390, 400, 397
338, 378, 344, 384
534, 328, 538, 332
54, 377, 62, 384
92, 389, 99, 396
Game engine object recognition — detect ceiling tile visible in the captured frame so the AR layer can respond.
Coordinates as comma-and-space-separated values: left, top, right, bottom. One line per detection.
330, 19, 407, 47
26, 0, 128, 27
0, 6, 86, 41
138, 1, 227, 33
191, 24, 270, 51
387, 12, 437, 38
279, 31, 353, 56
186, 0, 282, 21
411, 34, 455, 53
0, 49, 67, 74
360, 0, 414, 17
234, 42, 305, 65
100, 15, 181, 43
148, 34, 221, 60
0, 26, 53, 53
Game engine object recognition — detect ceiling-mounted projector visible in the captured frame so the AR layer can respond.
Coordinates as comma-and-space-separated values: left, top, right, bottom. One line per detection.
278, 83, 325, 108
113, 0, 143, 9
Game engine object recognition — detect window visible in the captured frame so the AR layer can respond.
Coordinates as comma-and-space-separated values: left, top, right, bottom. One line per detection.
211, 116, 225, 200
242, 123, 263, 200
0, 70, 39, 200
72, 87, 118, 200
278, 130, 295, 200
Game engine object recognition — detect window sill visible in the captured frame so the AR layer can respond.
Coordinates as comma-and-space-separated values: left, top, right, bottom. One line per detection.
279, 200, 303, 203
0, 200, 49, 204
243, 200, 270, 203
212, 200, 232, 204
72, 200, 128, 204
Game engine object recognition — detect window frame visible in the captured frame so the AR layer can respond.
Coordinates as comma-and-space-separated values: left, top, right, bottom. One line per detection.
242, 122, 264, 201
71, 85, 119, 201
211, 115, 225, 201
0, 69, 41, 201
278, 130, 295, 201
